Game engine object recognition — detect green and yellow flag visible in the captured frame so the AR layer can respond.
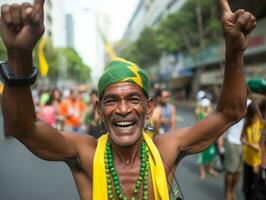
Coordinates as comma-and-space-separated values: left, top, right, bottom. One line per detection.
38, 36, 49, 77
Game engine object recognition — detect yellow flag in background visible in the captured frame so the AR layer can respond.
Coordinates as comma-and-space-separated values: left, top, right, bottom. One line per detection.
38, 36, 49, 77
105, 42, 118, 60
99, 30, 118, 60
0, 83, 4, 95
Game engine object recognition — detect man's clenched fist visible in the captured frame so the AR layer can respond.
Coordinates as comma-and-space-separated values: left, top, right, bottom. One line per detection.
0, 0, 45, 51
219, 0, 256, 53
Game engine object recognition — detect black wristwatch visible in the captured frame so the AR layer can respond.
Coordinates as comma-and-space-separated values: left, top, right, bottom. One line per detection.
0, 62, 38, 87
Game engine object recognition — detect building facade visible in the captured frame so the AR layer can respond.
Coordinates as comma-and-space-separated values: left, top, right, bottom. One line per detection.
123, 0, 266, 99
65, 14, 74, 48
124, 0, 187, 42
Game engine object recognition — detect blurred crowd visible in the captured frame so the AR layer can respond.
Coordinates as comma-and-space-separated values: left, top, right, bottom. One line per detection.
3, 83, 265, 200
194, 89, 266, 200
32, 87, 105, 139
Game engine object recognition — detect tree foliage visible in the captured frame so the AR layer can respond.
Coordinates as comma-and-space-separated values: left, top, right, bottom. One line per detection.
63, 48, 91, 83
0, 37, 91, 83
119, 0, 223, 66
121, 27, 160, 67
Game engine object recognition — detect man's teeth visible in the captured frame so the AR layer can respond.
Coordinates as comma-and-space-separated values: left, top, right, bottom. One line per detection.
115, 121, 134, 126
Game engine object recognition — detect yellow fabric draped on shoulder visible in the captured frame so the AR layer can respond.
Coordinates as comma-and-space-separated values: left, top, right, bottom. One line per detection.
93, 133, 170, 200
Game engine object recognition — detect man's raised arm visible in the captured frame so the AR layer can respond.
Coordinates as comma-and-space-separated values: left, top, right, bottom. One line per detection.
167, 0, 256, 155
0, 1, 78, 161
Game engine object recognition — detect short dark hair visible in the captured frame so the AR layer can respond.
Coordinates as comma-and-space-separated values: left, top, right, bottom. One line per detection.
90, 89, 98, 97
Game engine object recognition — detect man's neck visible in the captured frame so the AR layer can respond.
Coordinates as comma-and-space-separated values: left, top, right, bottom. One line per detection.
110, 137, 143, 166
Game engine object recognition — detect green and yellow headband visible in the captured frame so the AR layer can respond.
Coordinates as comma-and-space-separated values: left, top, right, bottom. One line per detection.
98, 58, 149, 98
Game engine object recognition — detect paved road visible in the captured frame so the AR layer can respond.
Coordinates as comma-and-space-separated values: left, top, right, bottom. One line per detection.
0, 106, 244, 200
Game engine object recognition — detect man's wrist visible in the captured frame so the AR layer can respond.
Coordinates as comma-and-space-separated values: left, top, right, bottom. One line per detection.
7, 49, 33, 76
225, 49, 244, 66
0, 62, 38, 87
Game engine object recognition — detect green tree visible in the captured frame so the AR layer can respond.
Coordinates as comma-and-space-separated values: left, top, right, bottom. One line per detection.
120, 0, 223, 67
63, 48, 91, 83
44, 41, 60, 81
156, 11, 194, 53
121, 27, 160, 67
156, 0, 222, 54
32, 39, 91, 83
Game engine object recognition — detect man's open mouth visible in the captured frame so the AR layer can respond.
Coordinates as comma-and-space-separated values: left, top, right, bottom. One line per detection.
114, 121, 136, 127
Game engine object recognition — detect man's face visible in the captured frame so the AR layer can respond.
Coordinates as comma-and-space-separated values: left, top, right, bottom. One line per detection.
161, 91, 170, 105
98, 82, 154, 146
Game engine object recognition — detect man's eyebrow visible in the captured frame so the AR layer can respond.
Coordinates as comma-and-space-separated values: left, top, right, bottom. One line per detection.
103, 91, 142, 99
102, 93, 119, 100
127, 91, 142, 96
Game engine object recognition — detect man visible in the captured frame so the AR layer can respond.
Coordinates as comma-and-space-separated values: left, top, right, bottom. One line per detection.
0, 0, 256, 199
156, 89, 176, 134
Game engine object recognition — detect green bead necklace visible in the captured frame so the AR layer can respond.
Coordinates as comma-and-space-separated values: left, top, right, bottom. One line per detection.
105, 140, 150, 200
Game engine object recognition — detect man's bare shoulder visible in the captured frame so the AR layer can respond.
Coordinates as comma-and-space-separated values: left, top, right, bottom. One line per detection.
152, 128, 189, 162
63, 133, 98, 176
153, 127, 189, 144
62, 132, 98, 151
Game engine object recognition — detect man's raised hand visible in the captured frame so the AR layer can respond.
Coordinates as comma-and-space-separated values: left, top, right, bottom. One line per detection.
220, 0, 256, 52
0, 0, 45, 51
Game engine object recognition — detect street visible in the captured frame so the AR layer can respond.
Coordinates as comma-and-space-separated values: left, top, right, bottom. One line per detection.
0, 106, 244, 200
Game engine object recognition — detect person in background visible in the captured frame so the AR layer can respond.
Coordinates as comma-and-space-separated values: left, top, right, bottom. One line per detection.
149, 89, 162, 137
224, 100, 251, 200
50, 89, 63, 130
86, 89, 105, 139
157, 89, 176, 134
51, 88, 62, 109
224, 118, 245, 200
39, 88, 50, 106
252, 101, 266, 200
38, 94, 56, 127
58, 89, 87, 132
195, 98, 218, 179
241, 103, 264, 200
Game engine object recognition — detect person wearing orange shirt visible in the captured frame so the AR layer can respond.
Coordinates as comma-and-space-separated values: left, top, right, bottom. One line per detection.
59, 90, 87, 132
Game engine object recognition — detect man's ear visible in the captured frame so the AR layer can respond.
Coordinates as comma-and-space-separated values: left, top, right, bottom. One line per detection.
96, 100, 103, 119
146, 98, 155, 119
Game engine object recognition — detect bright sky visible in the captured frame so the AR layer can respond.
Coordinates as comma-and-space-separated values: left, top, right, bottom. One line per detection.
65, 0, 140, 80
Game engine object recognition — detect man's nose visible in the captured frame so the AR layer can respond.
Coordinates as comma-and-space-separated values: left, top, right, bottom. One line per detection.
116, 100, 131, 116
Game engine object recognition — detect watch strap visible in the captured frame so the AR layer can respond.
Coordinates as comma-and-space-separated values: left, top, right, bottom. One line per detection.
0, 62, 38, 87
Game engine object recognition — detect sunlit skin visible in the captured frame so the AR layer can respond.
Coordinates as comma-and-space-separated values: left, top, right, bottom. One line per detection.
96, 82, 156, 198
0, 0, 257, 199
98, 82, 154, 146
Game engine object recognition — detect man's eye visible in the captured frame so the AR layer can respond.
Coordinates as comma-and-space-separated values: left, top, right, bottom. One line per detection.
104, 99, 116, 105
130, 98, 140, 104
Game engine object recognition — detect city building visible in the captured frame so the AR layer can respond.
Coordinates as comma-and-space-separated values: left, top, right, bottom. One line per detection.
122, 0, 266, 99
124, 0, 187, 42
65, 14, 74, 48
52, 0, 67, 47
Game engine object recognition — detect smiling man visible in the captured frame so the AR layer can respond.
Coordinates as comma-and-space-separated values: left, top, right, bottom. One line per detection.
0, 0, 257, 199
